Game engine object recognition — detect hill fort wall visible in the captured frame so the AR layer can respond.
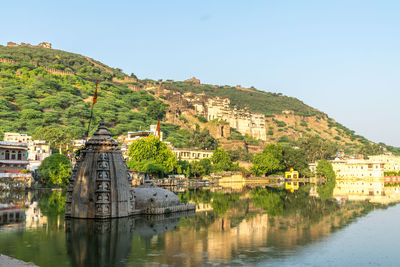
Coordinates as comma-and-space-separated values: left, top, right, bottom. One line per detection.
7, 41, 52, 49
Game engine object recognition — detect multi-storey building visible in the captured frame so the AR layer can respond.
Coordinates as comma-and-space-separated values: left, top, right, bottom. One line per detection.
368, 154, 400, 173
309, 158, 385, 178
27, 140, 51, 170
205, 97, 266, 141
172, 148, 213, 162
0, 141, 29, 173
4, 132, 32, 143
3, 133, 51, 170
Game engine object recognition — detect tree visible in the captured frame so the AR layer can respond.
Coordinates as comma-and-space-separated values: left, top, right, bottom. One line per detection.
33, 126, 71, 153
227, 147, 253, 162
38, 154, 71, 187
299, 136, 338, 163
187, 125, 218, 150
127, 135, 177, 177
359, 143, 384, 158
282, 146, 309, 176
211, 148, 233, 172
146, 101, 166, 120
251, 144, 285, 176
316, 160, 336, 200
190, 158, 212, 178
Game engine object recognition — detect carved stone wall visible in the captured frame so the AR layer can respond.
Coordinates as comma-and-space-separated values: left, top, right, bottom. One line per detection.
65, 120, 135, 219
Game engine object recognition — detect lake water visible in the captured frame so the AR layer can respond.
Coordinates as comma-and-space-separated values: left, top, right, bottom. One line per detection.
1, 181, 400, 266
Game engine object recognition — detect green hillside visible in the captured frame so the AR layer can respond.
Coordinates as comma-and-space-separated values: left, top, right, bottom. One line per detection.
163, 82, 320, 116
0, 45, 398, 155
0, 45, 163, 138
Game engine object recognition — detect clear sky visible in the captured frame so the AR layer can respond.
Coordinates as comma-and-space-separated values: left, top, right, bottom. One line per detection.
1, 0, 399, 146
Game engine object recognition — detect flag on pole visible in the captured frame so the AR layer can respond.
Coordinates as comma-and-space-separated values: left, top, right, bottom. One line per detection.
92, 81, 98, 106
156, 120, 161, 139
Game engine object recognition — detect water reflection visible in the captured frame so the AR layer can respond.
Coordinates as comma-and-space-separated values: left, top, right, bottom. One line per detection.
66, 218, 134, 267
0, 181, 399, 266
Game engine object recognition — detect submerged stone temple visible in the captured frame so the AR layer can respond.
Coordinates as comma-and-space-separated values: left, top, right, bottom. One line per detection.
66, 120, 195, 219
65, 119, 135, 218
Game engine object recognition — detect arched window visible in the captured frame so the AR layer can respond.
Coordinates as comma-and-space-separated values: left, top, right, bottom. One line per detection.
17, 151, 22, 160
5, 150, 9, 160
11, 150, 16, 160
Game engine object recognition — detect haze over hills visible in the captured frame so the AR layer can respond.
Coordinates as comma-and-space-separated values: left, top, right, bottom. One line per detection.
0, 43, 398, 156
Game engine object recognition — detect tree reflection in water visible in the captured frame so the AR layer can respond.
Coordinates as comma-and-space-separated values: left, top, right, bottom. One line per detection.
0, 187, 396, 266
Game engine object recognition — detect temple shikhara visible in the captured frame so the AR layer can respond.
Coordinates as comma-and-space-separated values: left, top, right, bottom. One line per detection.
66, 120, 194, 219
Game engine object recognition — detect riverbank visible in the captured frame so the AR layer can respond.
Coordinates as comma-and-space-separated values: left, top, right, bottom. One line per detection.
0, 254, 38, 266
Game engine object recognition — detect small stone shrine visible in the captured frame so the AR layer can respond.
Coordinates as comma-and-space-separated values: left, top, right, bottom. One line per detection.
66, 119, 195, 219
65, 119, 135, 218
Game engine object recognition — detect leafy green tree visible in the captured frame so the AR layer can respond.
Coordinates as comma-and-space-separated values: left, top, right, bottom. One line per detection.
38, 154, 71, 187
146, 101, 166, 120
211, 148, 233, 172
187, 125, 218, 150
316, 160, 336, 200
299, 136, 338, 163
227, 147, 253, 162
251, 144, 285, 176
282, 146, 309, 176
359, 143, 384, 158
33, 126, 71, 153
127, 135, 177, 177
190, 158, 212, 178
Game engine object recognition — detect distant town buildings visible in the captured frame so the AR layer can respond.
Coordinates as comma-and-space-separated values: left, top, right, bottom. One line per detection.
0, 141, 29, 173
172, 148, 213, 162
3, 133, 51, 170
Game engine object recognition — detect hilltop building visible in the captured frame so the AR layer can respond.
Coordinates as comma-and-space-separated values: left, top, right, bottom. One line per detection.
7, 41, 52, 48
159, 86, 267, 141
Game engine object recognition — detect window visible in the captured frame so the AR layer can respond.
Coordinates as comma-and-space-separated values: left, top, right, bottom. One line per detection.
5, 150, 9, 160
11, 151, 16, 160
17, 151, 22, 160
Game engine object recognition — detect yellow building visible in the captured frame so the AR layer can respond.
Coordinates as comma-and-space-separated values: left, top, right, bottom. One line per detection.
285, 182, 299, 192
309, 159, 385, 179
333, 177, 400, 204
285, 168, 299, 179
368, 154, 400, 173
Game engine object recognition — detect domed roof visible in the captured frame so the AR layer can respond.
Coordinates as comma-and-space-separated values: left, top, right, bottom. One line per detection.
134, 183, 180, 209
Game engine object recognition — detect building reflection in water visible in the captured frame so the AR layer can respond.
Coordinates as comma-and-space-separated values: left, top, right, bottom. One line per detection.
65, 211, 195, 267
65, 218, 134, 267
2, 181, 400, 266
334, 177, 400, 204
